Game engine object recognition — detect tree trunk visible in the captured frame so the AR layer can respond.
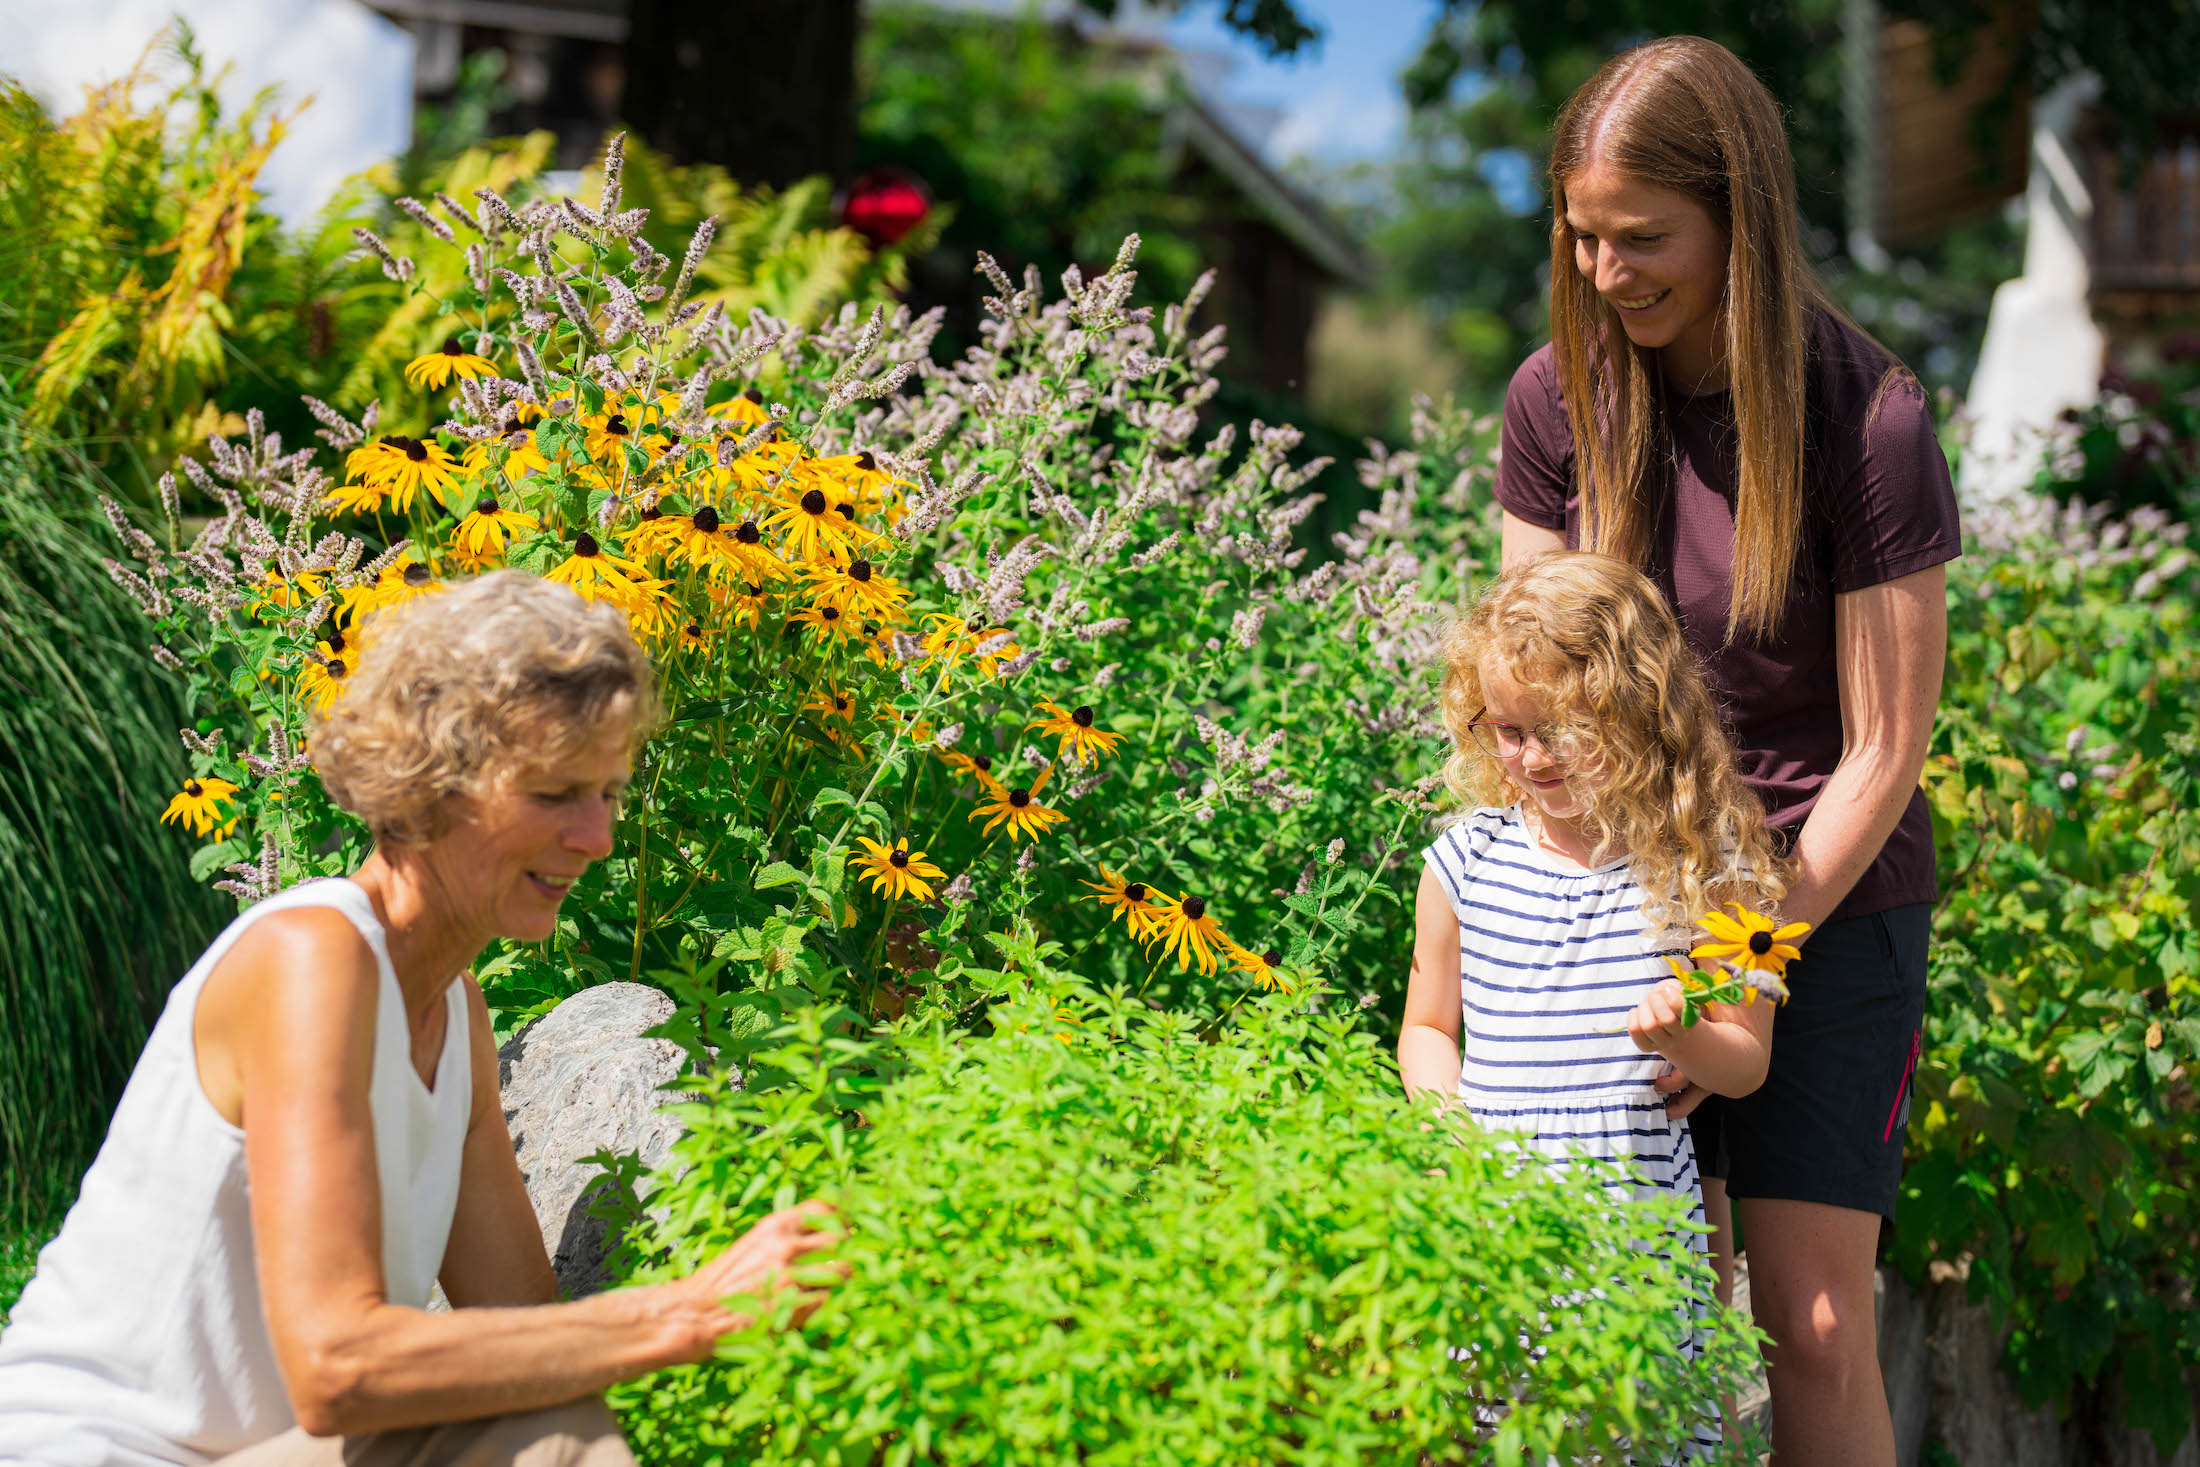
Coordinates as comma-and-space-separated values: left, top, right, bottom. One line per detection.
621, 0, 859, 188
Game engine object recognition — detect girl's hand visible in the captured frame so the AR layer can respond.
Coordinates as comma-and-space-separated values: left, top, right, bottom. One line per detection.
1625, 977, 1691, 1057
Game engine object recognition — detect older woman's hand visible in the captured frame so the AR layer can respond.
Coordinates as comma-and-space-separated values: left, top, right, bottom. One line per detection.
670, 1200, 847, 1362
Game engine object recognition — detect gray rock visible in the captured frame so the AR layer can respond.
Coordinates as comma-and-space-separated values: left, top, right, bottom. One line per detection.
495, 982, 691, 1299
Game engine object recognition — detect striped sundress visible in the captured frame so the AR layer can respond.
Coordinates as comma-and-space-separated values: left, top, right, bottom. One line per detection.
1423, 804, 1724, 1463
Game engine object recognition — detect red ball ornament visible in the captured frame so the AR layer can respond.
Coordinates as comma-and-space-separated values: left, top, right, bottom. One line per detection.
837, 168, 931, 249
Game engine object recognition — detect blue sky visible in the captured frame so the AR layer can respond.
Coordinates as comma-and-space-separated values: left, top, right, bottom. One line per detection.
1158, 0, 1444, 164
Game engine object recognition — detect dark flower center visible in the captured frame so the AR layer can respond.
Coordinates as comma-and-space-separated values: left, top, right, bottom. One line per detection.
863, 620, 880, 636
574, 533, 601, 557
836, 501, 857, 521
475, 495, 499, 515
1182, 896, 1207, 920
328, 659, 347, 678
735, 520, 761, 543
800, 489, 828, 515
184, 780, 203, 797
402, 563, 432, 587
685, 623, 702, 638
856, 450, 877, 471
742, 388, 764, 404
1125, 882, 1147, 902
605, 414, 629, 435
1748, 931, 1773, 955
403, 438, 429, 462
1072, 705, 1094, 727
1262, 949, 1282, 966
638, 505, 661, 521
692, 505, 721, 534
501, 418, 525, 437
1009, 789, 1031, 807
379, 434, 404, 448
890, 849, 909, 867
745, 582, 763, 596
972, 754, 992, 772
325, 629, 346, 653
440, 336, 464, 356
661, 428, 681, 445
821, 605, 842, 622
849, 559, 873, 582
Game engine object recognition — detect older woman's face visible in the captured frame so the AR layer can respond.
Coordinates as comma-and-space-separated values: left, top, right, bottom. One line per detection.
434, 726, 632, 942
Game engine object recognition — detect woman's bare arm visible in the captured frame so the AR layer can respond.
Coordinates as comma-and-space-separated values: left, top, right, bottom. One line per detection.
1781, 564, 1947, 931
437, 976, 559, 1310
1500, 510, 1570, 568
1398, 864, 1467, 1107
203, 913, 832, 1437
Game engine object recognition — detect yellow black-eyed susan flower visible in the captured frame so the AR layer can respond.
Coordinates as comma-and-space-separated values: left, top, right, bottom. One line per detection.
939, 749, 1005, 798
710, 578, 772, 631
1026, 697, 1124, 768
849, 836, 948, 902
789, 598, 857, 645
1691, 905, 1809, 979
323, 476, 386, 517
451, 495, 539, 570
1147, 891, 1228, 976
802, 557, 909, 622
1081, 865, 1166, 940
161, 776, 241, 838
365, 435, 461, 514
1222, 939, 1293, 992
544, 531, 647, 605
249, 570, 327, 618
969, 762, 1066, 842
802, 688, 857, 725
462, 417, 551, 482
765, 480, 874, 566
298, 654, 350, 713
404, 336, 498, 390
677, 621, 712, 653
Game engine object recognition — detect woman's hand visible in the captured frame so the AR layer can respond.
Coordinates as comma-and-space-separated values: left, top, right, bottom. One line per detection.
668, 1201, 847, 1363
1655, 1064, 1710, 1119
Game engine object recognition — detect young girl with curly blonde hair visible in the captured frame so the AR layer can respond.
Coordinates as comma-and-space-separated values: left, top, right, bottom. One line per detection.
1400, 551, 1794, 1459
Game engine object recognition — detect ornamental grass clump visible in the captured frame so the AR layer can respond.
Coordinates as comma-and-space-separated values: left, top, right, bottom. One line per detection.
598, 964, 1763, 1465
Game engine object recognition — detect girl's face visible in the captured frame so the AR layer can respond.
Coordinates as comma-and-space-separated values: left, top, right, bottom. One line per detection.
423, 726, 632, 943
1478, 657, 1603, 824
1562, 159, 1729, 384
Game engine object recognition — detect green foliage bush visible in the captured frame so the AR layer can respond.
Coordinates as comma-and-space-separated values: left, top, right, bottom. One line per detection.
601, 957, 1760, 1465
1899, 490, 2200, 1448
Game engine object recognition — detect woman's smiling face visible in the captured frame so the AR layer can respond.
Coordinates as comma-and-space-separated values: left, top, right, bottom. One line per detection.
426, 727, 632, 943
1563, 158, 1729, 385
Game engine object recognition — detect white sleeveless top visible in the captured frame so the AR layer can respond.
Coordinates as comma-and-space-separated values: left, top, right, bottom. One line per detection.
1424, 807, 1721, 1463
0, 878, 472, 1467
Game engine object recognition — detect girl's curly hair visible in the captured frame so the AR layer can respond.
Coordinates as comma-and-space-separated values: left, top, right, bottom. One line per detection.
1439, 551, 1791, 944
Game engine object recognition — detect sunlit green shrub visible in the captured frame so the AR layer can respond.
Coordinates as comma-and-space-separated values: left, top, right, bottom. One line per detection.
599, 957, 1760, 1464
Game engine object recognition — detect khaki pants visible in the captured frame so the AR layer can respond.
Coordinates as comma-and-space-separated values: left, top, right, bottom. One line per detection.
211, 1397, 635, 1467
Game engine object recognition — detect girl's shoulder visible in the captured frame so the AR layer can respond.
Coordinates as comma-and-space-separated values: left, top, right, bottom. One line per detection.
1421, 806, 1524, 891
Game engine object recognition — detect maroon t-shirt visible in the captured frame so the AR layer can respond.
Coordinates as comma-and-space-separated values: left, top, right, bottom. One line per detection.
1493, 310, 1961, 923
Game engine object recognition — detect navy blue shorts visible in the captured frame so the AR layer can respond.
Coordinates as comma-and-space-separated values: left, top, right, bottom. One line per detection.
1689, 903, 1931, 1223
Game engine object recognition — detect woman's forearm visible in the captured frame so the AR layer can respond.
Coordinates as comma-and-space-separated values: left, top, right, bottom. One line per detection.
1782, 743, 1923, 933
295, 1279, 714, 1436
1398, 1023, 1464, 1106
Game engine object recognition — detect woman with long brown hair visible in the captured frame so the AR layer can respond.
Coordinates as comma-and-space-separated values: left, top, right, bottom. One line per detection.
1494, 36, 1959, 1466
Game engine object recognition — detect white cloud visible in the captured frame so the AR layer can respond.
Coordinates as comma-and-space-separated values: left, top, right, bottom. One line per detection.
1264, 82, 1405, 165
0, 0, 414, 227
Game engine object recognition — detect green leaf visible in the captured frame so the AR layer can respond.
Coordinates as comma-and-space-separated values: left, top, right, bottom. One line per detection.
752, 861, 802, 891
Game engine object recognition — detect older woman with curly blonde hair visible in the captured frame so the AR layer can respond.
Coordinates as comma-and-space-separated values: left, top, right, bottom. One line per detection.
0, 572, 838, 1467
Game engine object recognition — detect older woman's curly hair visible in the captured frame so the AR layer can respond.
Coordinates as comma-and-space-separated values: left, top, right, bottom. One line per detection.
309, 570, 661, 847
1439, 551, 1791, 944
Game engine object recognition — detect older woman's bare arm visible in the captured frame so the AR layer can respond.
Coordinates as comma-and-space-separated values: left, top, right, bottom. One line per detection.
436, 976, 559, 1311
204, 913, 833, 1438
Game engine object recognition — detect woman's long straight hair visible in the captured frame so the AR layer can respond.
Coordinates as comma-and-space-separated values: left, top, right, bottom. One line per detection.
1547, 37, 1839, 644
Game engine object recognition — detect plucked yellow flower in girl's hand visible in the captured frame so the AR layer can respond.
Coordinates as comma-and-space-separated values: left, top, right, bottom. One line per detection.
1669, 905, 1813, 1022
